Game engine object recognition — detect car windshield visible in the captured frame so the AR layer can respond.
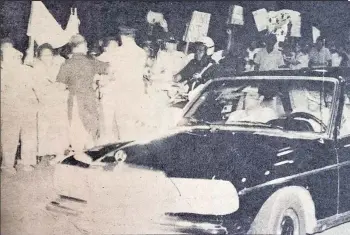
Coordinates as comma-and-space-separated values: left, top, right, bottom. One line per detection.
182, 77, 336, 133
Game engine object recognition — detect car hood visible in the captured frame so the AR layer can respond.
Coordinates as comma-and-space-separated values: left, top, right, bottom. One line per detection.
118, 126, 321, 180
70, 125, 331, 191
54, 126, 332, 234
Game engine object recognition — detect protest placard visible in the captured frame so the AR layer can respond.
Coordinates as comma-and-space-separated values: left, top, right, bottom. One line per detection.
227, 5, 244, 25
275, 24, 288, 42
252, 8, 269, 32
184, 11, 211, 42
147, 11, 164, 24
288, 10, 301, 37
267, 10, 291, 33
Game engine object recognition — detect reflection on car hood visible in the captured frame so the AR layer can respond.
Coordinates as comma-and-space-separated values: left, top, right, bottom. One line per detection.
115, 126, 316, 180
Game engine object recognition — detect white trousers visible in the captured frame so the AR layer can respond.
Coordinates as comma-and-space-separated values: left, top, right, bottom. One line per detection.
1, 104, 37, 168
99, 89, 119, 144
37, 100, 69, 156
69, 97, 95, 153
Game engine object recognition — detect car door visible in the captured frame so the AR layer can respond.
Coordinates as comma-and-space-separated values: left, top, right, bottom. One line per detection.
338, 82, 350, 214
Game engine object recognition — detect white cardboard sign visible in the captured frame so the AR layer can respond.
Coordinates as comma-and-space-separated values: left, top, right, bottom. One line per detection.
184, 11, 211, 42
253, 8, 269, 32
147, 11, 164, 24
227, 5, 244, 25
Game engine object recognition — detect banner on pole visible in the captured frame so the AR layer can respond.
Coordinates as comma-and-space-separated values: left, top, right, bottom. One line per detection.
227, 5, 244, 25
27, 1, 80, 48
184, 11, 211, 42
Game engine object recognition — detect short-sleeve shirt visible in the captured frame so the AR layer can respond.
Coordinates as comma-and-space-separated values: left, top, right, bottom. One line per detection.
56, 53, 109, 95
309, 47, 332, 67
254, 48, 285, 71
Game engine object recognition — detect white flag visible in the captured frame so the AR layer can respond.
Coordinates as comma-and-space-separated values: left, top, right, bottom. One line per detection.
27, 1, 77, 48
65, 8, 80, 36
312, 26, 321, 43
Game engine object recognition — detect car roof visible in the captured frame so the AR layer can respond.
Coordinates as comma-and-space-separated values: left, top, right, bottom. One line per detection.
215, 67, 350, 82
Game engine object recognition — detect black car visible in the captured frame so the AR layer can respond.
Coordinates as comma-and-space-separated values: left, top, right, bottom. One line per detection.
48, 67, 350, 235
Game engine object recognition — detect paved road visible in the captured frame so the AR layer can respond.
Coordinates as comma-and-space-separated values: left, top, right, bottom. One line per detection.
1, 165, 349, 235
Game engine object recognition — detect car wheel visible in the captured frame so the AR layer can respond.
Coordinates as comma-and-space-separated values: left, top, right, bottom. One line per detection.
248, 193, 307, 235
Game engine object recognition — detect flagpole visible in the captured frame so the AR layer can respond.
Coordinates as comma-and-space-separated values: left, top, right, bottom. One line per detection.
183, 23, 190, 55
24, 36, 35, 66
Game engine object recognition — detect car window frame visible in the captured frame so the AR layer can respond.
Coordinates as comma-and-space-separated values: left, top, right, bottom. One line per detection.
338, 81, 350, 139
182, 76, 340, 140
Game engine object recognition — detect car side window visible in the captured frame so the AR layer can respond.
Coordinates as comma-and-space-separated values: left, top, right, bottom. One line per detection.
339, 84, 350, 137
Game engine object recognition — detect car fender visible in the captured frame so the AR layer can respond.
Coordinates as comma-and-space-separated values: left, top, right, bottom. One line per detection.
257, 185, 317, 234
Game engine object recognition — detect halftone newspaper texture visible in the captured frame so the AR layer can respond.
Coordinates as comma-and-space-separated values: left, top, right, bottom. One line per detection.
1, 1, 350, 235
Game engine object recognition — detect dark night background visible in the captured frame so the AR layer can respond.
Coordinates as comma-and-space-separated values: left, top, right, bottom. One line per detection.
1, 1, 350, 52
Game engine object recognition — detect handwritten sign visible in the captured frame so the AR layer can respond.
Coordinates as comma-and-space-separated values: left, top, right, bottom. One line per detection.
275, 25, 288, 42
253, 8, 269, 32
267, 10, 291, 33
287, 10, 301, 37
227, 5, 244, 25
184, 11, 211, 42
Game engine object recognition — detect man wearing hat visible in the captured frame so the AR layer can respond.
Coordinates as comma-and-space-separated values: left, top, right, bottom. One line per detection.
57, 34, 109, 158
112, 26, 150, 140
150, 35, 187, 130
153, 35, 187, 83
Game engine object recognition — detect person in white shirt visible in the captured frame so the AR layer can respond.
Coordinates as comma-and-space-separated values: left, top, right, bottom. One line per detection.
112, 26, 150, 141
1, 38, 39, 174
96, 37, 121, 144
245, 40, 261, 71
254, 34, 285, 71
33, 43, 70, 159
226, 86, 279, 124
291, 41, 310, 70
340, 41, 350, 67
150, 36, 187, 131
309, 37, 332, 67
329, 41, 343, 67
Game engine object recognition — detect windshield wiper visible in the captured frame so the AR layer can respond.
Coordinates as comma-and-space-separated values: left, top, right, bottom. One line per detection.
185, 117, 212, 126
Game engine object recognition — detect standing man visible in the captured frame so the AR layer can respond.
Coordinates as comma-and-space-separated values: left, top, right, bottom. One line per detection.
1, 38, 39, 174
308, 36, 332, 68
150, 35, 188, 131
340, 40, 350, 67
152, 36, 187, 84
254, 34, 285, 71
96, 37, 120, 144
113, 26, 149, 140
56, 34, 109, 161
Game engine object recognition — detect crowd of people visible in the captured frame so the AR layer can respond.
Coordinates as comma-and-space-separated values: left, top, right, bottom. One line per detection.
1, 14, 350, 175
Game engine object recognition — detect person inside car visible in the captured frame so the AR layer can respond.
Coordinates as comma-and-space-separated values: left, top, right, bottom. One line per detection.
226, 86, 279, 124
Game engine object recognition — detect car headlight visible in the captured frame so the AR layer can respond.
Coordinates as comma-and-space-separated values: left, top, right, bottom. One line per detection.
114, 150, 127, 162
